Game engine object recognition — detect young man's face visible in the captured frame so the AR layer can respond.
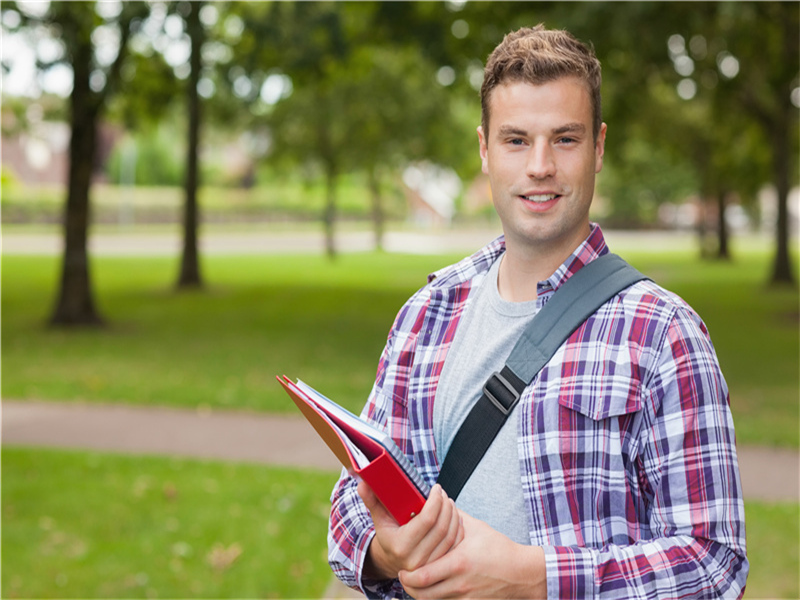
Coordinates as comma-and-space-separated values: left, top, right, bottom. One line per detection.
478, 77, 606, 260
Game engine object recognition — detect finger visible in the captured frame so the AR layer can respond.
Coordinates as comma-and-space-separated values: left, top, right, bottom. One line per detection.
426, 498, 462, 563
454, 512, 465, 546
397, 485, 451, 568
357, 479, 378, 511
357, 480, 397, 530
412, 487, 458, 564
403, 483, 445, 538
399, 557, 454, 599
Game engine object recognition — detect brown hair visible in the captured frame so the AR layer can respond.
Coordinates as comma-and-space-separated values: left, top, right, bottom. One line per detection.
480, 25, 602, 140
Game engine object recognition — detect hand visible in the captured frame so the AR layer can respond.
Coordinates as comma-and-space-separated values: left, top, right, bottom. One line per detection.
398, 511, 547, 599
358, 481, 464, 580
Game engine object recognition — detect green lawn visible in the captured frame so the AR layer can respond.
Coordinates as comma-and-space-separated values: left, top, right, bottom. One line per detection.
2, 447, 797, 599
744, 501, 800, 599
2, 247, 798, 447
2, 447, 340, 599
2, 252, 450, 414
2, 246, 798, 598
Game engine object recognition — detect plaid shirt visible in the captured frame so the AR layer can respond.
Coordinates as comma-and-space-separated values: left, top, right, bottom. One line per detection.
328, 225, 748, 599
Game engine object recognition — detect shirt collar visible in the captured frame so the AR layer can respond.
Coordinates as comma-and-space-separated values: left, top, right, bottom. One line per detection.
545, 223, 610, 292
427, 223, 610, 291
427, 234, 506, 287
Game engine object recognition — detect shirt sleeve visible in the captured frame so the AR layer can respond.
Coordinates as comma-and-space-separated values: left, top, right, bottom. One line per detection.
328, 470, 406, 598
543, 305, 748, 599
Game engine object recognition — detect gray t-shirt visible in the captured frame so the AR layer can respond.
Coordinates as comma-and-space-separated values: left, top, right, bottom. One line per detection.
433, 254, 540, 544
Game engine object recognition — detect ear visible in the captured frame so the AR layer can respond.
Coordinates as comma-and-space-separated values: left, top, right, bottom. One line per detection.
594, 123, 607, 173
477, 126, 489, 175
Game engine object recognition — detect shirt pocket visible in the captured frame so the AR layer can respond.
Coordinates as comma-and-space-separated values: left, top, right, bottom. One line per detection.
556, 373, 644, 421
554, 373, 647, 547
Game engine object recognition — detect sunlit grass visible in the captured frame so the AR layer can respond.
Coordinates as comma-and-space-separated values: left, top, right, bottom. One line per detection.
743, 501, 800, 599
2, 252, 451, 414
2, 246, 798, 446
1, 447, 339, 599
2, 447, 797, 599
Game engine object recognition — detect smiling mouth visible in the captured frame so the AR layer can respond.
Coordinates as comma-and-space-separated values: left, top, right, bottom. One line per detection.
520, 194, 560, 203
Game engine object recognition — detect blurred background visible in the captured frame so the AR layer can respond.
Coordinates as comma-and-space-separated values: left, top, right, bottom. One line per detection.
1, 1, 798, 598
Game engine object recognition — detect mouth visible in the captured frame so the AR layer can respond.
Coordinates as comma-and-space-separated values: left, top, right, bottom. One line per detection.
520, 193, 561, 203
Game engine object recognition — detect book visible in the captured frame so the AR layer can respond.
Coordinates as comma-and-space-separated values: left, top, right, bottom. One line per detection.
277, 375, 430, 525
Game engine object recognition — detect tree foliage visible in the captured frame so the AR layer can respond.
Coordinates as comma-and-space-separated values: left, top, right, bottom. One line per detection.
229, 1, 474, 256
4, 1, 797, 307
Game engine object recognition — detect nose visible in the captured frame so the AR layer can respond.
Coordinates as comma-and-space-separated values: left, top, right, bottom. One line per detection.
527, 140, 556, 180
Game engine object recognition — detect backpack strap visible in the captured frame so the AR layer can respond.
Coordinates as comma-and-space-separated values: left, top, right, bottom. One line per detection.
436, 253, 649, 500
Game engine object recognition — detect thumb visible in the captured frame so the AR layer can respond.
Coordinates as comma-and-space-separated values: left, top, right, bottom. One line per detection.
357, 479, 397, 529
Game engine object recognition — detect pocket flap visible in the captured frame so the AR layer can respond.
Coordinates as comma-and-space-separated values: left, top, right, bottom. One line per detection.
557, 375, 644, 421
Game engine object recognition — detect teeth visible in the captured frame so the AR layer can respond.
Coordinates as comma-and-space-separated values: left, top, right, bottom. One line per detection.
522, 194, 558, 203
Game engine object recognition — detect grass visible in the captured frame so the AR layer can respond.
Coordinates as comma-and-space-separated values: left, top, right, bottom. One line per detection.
2, 246, 798, 447
1, 447, 340, 599
2, 252, 451, 414
2, 447, 797, 599
1, 177, 407, 224
2, 240, 798, 598
744, 501, 800, 599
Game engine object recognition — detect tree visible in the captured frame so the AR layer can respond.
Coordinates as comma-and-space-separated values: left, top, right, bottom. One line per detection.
544, 2, 796, 274
235, 2, 477, 256
2, 1, 149, 326
322, 43, 473, 250
643, 2, 797, 272
176, 0, 205, 289
718, 2, 799, 283
109, 1, 242, 289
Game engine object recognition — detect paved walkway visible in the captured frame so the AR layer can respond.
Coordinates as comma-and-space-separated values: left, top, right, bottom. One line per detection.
3, 227, 769, 257
4, 399, 798, 503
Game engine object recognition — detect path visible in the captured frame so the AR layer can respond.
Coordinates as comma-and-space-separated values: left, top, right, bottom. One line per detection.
4, 400, 798, 503
2, 227, 750, 257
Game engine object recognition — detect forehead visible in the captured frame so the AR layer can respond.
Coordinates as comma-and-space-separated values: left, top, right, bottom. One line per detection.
486, 77, 593, 130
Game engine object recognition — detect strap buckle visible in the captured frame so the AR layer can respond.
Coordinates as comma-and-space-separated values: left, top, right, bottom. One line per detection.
483, 371, 521, 416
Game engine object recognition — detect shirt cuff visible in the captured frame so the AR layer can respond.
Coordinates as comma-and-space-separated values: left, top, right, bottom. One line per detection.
353, 525, 405, 599
353, 525, 377, 595
542, 545, 597, 600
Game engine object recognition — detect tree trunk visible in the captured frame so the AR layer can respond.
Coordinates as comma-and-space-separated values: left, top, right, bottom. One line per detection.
695, 197, 712, 260
177, 1, 204, 289
49, 39, 103, 326
769, 111, 795, 285
324, 165, 338, 259
716, 190, 730, 260
368, 167, 384, 252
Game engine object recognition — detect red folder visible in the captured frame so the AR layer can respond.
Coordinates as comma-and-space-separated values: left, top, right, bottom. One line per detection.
277, 375, 428, 525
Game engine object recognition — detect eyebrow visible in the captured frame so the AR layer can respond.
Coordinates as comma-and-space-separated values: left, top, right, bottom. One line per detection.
496, 123, 587, 137
553, 123, 587, 136
496, 125, 528, 137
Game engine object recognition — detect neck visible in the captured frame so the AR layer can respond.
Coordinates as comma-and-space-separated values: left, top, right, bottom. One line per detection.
497, 250, 560, 303
498, 229, 590, 302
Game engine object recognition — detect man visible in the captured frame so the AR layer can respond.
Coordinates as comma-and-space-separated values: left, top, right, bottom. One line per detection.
328, 25, 748, 599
